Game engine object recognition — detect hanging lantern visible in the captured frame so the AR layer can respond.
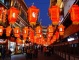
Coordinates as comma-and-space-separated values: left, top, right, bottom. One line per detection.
23, 27, 28, 40
27, 5, 39, 25
6, 26, 12, 36
47, 25, 54, 38
13, 27, 20, 38
51, 35, 56, 44
3, 9, 7, 23
47, 39, 51, 46
58, 24, 65, 35
48, 5, 60, 25
29, 27, 34, 43
0, 7, 4, 22
55, 31, 59, 40
69, 5, 79, 24
47, 25, 54, 33
16, 38, 23, 45
35, 26, 42, 38
35, 26, 42, 34
8, 7, 19, 24
0, 26, 4, 36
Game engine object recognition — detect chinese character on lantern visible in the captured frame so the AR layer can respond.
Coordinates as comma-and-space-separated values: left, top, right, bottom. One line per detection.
27, 5, 39, 25
8, 7, 19, 24
48, 5, 60, 25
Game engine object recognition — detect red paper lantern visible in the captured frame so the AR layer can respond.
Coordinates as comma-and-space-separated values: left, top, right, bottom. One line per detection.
58, 24, 65, 35
0, 7, 4, 22
29, 27, 34, 43
35, 26, 42, 34
3, 9, 7, 23
0, 26, 4, 36
23, 27, 28, 40
16, 38, 23, 45
47, 25, 54, 33
27, 5, 39, 25
6, 26, 12, 36
48, 5, 60, 25
13, 27, 20, 38
55, 31, 59, 39
47, 25, 54, 38
8, 7, 19, 24
69, 5, 79, 24
35, 26, 42, 38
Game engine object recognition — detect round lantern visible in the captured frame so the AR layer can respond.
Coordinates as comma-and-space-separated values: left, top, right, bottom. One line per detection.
13, 27, 20, 38
58, 24, 65, 35
27, 5, 39, 25
69, 5, 79, 24
6, 26, 12, 36
48, 5, 60, 25
23, 27, 28, 40
0, 26, 4, 36
8, 7, 19, 24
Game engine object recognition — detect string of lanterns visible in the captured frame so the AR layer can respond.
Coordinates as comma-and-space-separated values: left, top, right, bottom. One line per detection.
1, 4, 78, 46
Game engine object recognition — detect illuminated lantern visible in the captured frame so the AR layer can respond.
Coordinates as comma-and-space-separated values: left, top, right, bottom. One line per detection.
13, 27, 20, 38
69, 5, 79, 24
23, 27, 28, 40
47, 25, 54, 33
35, 26, 42, 34
16, 38, 23, 45
8, 7, 19, 24
3, 9, 7, 23
48, 5, 60, 25
27, 5, 39, 25
47, 25, 54, 38
0, 26, 4, 36
29, 27, 34, 43
35, 26, 42, 38
51, 35, 56, 44
47, 39, 51, 46
0, 7, 4, 22
6, 26, 12, 36
55, 31, 59, 39
58, 24, 65, 35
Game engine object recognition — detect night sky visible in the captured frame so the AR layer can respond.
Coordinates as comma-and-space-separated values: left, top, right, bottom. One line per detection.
24, 0, 52, 26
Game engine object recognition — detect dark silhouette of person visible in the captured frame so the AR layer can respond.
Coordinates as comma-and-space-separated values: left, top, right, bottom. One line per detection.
1, 46, 6, 60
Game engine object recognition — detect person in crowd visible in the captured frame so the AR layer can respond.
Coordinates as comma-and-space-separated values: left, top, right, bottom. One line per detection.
43, 46, 47, 56
1, 46, 6, 60
8, 49, 12, 59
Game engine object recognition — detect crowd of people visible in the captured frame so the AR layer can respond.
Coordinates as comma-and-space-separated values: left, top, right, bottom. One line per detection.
25, 45, 54, 60
0, 45, 12, 60
0, 45, 54, 60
